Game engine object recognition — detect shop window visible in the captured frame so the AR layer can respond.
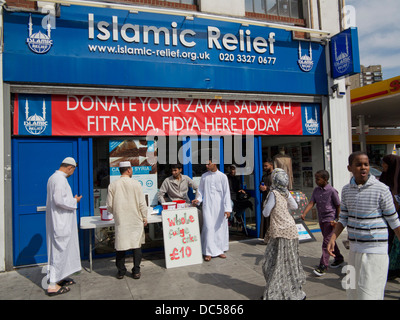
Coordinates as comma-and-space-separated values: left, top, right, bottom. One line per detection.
262, 136, 324, 220
223, 136, 257, 235
245, 0, 303, 19
156, 137, 183, 188
92, 137, 166, 255
190, 137, 221, 182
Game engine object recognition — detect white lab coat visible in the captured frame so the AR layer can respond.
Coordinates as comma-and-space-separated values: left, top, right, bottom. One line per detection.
196, 170, 232, 257
46, 170, 81, 284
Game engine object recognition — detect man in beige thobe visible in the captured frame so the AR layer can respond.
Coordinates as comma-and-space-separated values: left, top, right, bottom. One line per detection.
107, 161, 148, 279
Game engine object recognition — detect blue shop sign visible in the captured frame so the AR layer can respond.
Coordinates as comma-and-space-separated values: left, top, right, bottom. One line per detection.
330, 27, 360, 79
3, 5, 328, 95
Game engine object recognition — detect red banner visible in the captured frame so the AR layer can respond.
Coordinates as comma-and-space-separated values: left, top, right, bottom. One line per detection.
48, 95, 303, 136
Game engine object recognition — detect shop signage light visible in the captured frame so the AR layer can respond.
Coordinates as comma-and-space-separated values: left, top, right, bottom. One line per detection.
330, 27, 360, 79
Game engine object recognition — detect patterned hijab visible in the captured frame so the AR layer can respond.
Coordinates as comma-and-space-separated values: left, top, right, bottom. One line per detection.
270, 168, 290, 197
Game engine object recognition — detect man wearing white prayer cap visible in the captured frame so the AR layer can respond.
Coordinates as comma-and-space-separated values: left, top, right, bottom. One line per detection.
62, 157, 77, 167
119, 161, 131, 168
107, 160, 148, 279
45, 157, 82, 296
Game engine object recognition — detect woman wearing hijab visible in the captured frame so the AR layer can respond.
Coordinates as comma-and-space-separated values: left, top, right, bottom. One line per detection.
261, 168, 306, 300
380, 154, 400, 280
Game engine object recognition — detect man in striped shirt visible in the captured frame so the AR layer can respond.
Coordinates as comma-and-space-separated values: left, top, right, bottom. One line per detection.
328, 151, 400, 300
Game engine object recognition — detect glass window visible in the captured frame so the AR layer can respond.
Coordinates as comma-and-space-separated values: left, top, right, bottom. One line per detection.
290, 0, 300, 18
254, 0, 265, 13
267, 0, 278, 15
247, 0, 302, 19
278, 0, 290, 17
261, 136, 324, 207
245, 0, 254, 12
92, 136, 166, 255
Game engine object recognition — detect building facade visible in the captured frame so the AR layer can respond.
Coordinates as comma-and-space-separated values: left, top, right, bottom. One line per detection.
349, 64, 383, 90
0, 0, 353, 271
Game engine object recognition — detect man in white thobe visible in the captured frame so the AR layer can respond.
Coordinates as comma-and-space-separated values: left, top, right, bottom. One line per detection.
192, 160, 232, 261
46, 157, 82, 296
107, 161, 148, 279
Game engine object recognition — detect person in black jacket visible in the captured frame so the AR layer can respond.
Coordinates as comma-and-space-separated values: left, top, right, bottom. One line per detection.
226, 165, 252, 232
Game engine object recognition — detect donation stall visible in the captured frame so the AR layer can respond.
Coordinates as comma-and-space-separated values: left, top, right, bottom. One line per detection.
5, 3, 329, 267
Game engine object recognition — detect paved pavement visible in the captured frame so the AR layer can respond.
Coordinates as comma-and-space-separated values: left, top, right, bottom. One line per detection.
1, 230, 399, 301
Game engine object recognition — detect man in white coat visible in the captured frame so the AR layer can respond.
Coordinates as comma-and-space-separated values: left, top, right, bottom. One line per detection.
107, 161, 148, 279
192, 160, 232, 261
46, 157, 82, 296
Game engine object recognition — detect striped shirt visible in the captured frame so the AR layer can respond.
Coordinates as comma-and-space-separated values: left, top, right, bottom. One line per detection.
339, 175, 400, 254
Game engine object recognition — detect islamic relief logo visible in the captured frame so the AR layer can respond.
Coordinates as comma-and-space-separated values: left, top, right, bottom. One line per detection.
26, 14, 53, 54
298, 42, 314, 72
304, 107, 319, 135
333, 35, 351, 74
24, 99, 48, 135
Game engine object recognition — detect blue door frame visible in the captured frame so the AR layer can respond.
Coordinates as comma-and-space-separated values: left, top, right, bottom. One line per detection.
12, 137, 93, 266
236, 136, 262, 238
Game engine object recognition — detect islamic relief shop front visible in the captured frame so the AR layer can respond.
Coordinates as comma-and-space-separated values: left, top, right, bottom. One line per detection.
3, 4, 328, 266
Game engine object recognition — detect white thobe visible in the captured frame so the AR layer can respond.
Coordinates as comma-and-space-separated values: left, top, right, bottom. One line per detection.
46, 170, 81, 284
196, 170, 232, 257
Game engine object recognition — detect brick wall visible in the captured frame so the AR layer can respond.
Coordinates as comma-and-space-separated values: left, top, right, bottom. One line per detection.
5, 0, 36, 9
5, 0, 198, 10
246, 12, 306, 27
111, 0, 198, 11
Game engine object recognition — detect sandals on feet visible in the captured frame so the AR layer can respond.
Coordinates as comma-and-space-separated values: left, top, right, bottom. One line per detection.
47, 286, 70, 297
204, 256, 211, 261
57, 278, 75, 287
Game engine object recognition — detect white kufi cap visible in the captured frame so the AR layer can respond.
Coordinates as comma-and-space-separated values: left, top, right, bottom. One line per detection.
119, 161, 131, 168
62, 157, 77, 167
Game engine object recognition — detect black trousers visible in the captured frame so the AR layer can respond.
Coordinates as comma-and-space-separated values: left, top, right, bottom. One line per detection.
116, 248, 142, 275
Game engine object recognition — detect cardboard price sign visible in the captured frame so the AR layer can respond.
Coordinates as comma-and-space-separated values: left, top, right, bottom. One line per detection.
162, 207, 202, 269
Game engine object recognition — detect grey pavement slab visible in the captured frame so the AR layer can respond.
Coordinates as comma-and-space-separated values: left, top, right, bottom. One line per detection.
0, 231, 399, 301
